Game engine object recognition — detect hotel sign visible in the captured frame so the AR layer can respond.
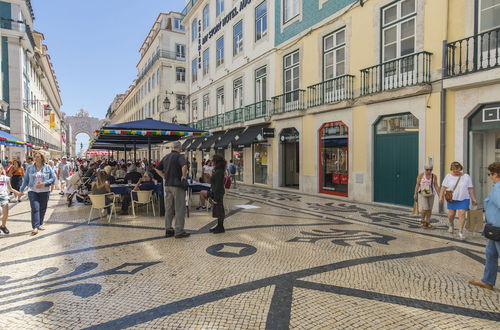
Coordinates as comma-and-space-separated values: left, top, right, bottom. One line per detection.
202, 0, 252, 45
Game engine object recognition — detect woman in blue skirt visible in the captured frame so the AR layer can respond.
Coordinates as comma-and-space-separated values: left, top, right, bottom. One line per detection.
439, 161, 477, 240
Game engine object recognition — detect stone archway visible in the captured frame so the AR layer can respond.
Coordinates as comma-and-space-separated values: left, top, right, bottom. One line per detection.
65, 109, 108, 156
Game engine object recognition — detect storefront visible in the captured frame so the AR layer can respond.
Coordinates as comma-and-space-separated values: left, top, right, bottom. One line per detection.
468, 103, 500, 208
232, 147, 244, 182
319, 121, 348, 196
374, 113, 418, 207
233, 124, 271, 185
280, 128, 299, 188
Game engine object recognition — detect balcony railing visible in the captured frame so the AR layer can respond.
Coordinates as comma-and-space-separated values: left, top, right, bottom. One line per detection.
360, 51, 432, 95
272, 90, 306, 115
224, 107, 244, 125
27, 135, 44, 147
245, 100, 271, 121
0, 18, 35, 49
137, 49, 185, 84
181, 0, 199, 17
446, 27, 500, 77
308, 75, 354, 107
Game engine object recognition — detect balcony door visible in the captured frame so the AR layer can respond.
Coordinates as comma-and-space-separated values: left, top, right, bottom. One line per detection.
478, 0, 500, 68
323, 29, 346, 102
255, 66, 267, 117
283, 51, 300, 111
381, 0, 417, 89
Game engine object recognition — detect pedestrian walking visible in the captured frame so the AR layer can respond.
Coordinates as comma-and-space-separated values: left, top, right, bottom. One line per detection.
228, 159, 237, 188
413, 164, 439, 228
155, 141, 190, 238
58, 157, 71, 195
439, 161, 477, 240
209, 155, 227, 234
7, 159, 24, 201
469, 161, 500, 291
191, 157, 198, 180
0, 164, 22, 235
19, 152, 56, 236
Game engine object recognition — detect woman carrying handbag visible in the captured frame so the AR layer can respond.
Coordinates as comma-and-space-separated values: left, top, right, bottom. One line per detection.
439, 162, 477, 240
413, 165, 439, 228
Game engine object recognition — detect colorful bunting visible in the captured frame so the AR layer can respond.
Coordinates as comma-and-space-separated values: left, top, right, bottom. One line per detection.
96, 129, 211, 137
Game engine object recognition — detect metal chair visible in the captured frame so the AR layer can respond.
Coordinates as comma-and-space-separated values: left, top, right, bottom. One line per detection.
88, 193, 116, 224
131, 190, 156, 217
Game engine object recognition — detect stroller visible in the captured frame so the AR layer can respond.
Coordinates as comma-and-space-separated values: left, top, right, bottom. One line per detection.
66, 171, 93, 207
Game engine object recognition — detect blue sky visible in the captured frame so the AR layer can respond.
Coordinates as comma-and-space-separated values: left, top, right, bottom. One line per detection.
32, 0, 186, 151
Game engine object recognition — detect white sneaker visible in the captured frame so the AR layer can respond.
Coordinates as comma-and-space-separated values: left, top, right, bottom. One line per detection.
459, 232, 465, 240
448, 225, 454, 233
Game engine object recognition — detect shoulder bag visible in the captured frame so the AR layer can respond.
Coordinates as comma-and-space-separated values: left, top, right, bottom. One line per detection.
420, 174, 434, 197
484, 223, 500, 241
445, 175, 461, 203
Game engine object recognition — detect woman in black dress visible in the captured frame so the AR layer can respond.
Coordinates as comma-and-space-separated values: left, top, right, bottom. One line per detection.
209, 155, 226, 234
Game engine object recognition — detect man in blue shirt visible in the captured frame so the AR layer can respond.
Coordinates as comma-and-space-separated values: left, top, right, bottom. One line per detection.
469, 162, 500, 290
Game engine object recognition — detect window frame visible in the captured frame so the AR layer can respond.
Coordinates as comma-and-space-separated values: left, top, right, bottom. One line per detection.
283, 50, 300, 94
176, 44, 186, 60
191, 19, 198, 41
203, 4, 210, 30
477, 0, 500, 33
216, 0, 225, 17
176, 94, 186, 111
283, 0, 300, 24
216, 87, 225, 114
203, 94, 210, 118
323, 27, 347, 81
255, 1, 268, 42
176, 67, 186, 82
216, 36, 225, 67
233, 20, 244, 56
203, 48, 210, 75
233, 77, 244, 109
192, 59, 198, 82
255, 66, 267, 102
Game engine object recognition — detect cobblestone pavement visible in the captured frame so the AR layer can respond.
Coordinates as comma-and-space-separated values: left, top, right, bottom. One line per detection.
0, 186, 499, 329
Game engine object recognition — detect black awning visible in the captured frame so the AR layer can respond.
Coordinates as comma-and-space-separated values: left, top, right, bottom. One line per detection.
215, 128, 245, 150
181, 137, 194, 150
187, 137, 205, 151
233, 124, 269, 148
200, 131, 225, 152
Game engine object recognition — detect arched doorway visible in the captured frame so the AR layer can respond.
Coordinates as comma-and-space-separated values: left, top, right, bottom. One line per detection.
468, 103, 500, 208
374, 113, 418, 206
280, 128, 300, 188
75, 132, 91, 157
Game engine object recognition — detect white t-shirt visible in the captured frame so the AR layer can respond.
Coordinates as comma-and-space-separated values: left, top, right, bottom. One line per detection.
31, 168, 51, 193
442, 173, 473, 201
0, 175, 10, 194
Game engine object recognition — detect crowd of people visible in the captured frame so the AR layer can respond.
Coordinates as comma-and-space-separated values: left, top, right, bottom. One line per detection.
0, 150, 498, 290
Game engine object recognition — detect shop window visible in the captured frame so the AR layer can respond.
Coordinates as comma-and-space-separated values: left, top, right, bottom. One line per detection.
253, 143, 268, 184
319, 122, 348, 196
233, 148, 244, 181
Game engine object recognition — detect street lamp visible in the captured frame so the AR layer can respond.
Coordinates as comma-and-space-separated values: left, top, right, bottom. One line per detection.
163, 96, 171, 111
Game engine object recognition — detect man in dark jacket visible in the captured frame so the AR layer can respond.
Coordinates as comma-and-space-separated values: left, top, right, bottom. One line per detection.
155, 141, 189, 238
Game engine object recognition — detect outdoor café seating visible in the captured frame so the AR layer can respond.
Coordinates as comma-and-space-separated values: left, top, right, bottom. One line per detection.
87, 193, 117, 224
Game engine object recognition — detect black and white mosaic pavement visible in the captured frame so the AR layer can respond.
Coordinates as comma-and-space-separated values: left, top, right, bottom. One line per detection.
0, 186, 498, 329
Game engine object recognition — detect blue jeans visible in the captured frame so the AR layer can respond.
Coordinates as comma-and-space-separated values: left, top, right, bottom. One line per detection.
28, 191, 50, 229
481, 239, 500, 286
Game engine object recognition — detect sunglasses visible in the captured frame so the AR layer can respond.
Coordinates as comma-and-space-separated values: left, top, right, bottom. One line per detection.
425, 169, 433, 171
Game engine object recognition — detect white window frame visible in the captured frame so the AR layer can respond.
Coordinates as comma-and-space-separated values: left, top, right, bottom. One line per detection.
192, 59, 198, 82
203, 48, 210, 75
203, 5, 210, 30
176, 44, 186, 60
255, 1, 268, 41
233, 20, 244, 56
203, 94, 210, 118
192, 19, 198, 41
283, 0, 299, 24
176, 67, 186, 82
255, 66, 267, 102
192, 100, 199, 121
216, 87, 225, 114
283, 50, 300, 106
176, 94, 186, 111
381, 0, 416, 63
216, 0, 225, 17
233, 78, 244, 109
216, 36, 225, 67
478, 0, 500, 33
323, 28, 346, 80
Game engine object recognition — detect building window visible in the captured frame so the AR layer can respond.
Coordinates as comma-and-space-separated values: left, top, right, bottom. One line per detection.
233, 20, 243, 56
216, 36, 224, 66
253, 143, 268, 184
382, 0, 416, 62
203, 48, 210, 75
323, 28, 346, 79
284, 51, 300, 94
283, 0, 299, 23
216, 87, 225, 114
255, 66, 267, 102
203, 5, 210, 30
157, 68, 161, 84
192, 100, 198, 121
173, 18, 185, 31
176, 67, 186, 82
192, 59, 198, 82
216, 0, 224, 17
192, 19, 198, 40
319, 122, 349, 197
255, 1, 268, 41
203, 94, 210, 117
233, 78, 244, 108
176, 44, 186, 59
176, 95, 186, 110
479, 0, 500, 32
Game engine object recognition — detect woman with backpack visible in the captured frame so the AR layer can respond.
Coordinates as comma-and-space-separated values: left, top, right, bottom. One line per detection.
413, 165, 439, 228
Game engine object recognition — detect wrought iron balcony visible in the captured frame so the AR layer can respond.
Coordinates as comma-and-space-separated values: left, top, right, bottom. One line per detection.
199, 114, 224, 130
360, 51, 432, 95
27, 135, 44, 147
245, 100, 271, 121
272, 90, 306, 115
307, 75, 354, 107
445, 27, 500, 77
137, 50, 185, 84
224, 107, 244, 126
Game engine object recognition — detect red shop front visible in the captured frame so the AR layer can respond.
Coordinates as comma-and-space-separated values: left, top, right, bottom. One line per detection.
319, 121, 348, 197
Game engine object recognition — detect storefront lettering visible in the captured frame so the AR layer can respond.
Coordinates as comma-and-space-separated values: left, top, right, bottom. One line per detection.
202, 0, 252, 45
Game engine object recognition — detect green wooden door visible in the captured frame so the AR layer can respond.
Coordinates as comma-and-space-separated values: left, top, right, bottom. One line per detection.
374, 132, 418, 206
